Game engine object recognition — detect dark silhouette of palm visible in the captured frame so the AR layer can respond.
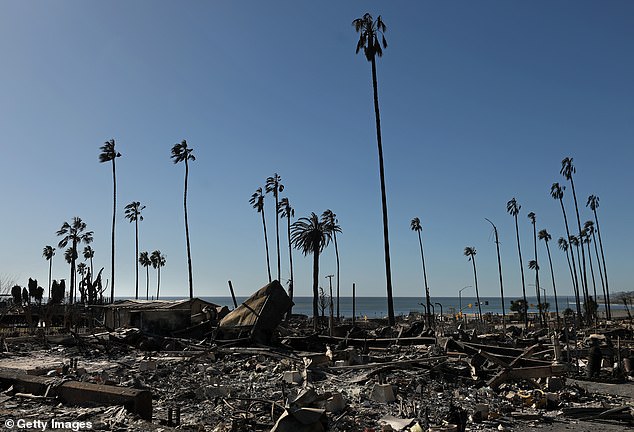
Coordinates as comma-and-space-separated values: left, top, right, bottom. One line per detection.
124, 201, 145, 300
587, 195, 610, 318
538, 229, 560, 326
485, 218, 506, 330
279, 197, 294, 316
139, 251, 151, 300
265, 173, 284, 282
411, 217, 431, 327
322, 210, 342, 320
171, 140, 195, 299
558, 236, 577, 306
353, 12, 394, 326
527, 259, 544, 324
99, 139, 121, 303
561, 157, 589, 320
150, 250, 166, 299
43, 245, 55, 300
57, 217, 93, 304
291, 212, 338, 331
82, 246, 94, 283
527, 212, 542, 326
250, 187, 272, 283
507, 198, 528, 327
463, 246, 482, 322
551, 182, 582, 319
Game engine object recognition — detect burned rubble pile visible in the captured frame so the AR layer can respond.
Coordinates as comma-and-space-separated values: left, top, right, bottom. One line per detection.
1, 284, 633, 431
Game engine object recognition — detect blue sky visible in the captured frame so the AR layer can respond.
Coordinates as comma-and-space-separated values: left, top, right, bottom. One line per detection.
1, 1, 632, 303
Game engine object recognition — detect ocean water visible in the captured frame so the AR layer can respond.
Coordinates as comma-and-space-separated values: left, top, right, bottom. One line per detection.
194, 295, 614, 318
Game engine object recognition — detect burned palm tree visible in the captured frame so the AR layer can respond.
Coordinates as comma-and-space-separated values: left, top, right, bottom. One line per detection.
250, 187, 272, 283
411, 217, 432, 327
485, 218, 506, 331
322, 210, 342, 320
539, 229, 560, 327
527, 212, 542, 326
464, 247, 482, 323
279, 197, 295, 316
507, 198, 528, 327
124, 201, 145, 300
265, 173, 284, 282
42, 245, 55, 300
587, 195, 611, 318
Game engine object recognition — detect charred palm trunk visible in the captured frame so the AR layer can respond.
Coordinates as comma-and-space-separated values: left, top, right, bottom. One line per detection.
134, 219, 139, 300
146, 266, 150, 300
591, 229, 608, 318
514, 216, 528, 327
569, 177, 589, 319
110, 159, 116, 303
532, 222, 543, 326
371, 55, 394, 326
545, 241, 560, 327
156, 267, 161, 300
312, 245, 320, 332
593, 208, 610, 319
559, 198, 582, 320
586, 240, 598, 324
287, 215, 294, 317
471, 256, 482, 322
275, 192, 281, 282
184, 158, 194, 299
333, 232, 340, 321
261, 211, 272, 283
417, 231, 432, 328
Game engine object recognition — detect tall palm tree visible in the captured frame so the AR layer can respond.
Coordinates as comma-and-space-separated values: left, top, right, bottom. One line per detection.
99, 139, 121, 303
561, 157, 589, 317
538, 229, 560, 327
585, 219, 608, 318
171, 140, 195, 299
42, 245, 55, 300
582, 225, 599, 323
57, 217, 93, 304
322, 210, 342, 320
587, 195, 611, 319
353, 13, 394, 326
250, 187, 272, 283
485, 218, 506, 331
124, 201, 146, 300
279, 197, 294, 315
82, 245, 94, 283
265, 173, 284, 282
411, 217, 431, 327
551, 183, 582, 320
291, 212, 338, 331
150, 250, 166, 299
464, 247, 482, 323
507, 198, 528, 327
139, 251, 151, 300
527, 212, 543, 326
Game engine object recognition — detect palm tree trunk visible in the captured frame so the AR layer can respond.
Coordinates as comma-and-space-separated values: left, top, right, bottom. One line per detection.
184, 158, 194, 299
287, 215, 294, 317
333, 232, 340, 321
417, 231, 431, 328
532, 223, 543, 326
261, 211, 272, 283
545, 241, 560, 327
275, 193, 281, 282
146, 266, 150, 300
559, 198, 582, 319
135, 219, 139, 300
48, 259, 52, 301
513, 216, 528, 327
593, 208, 610, 319
312, 245, 320, 332
110, 159, 116, 303
471, 257, 482, 322
371, 55, 394, 326
488, 220, 506, 331
586, 240, 598, 323
70, 243, 76, 305
569, 177, 589, 317
156, 267, 161, 300
592, 230, 608, 318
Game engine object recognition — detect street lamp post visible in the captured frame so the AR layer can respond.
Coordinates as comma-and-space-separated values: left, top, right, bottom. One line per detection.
459, 285, 472, 313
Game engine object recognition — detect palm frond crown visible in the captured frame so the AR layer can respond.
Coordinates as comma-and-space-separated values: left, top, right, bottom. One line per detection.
170, 140, 196, 164
410, 217, 421, 232
291, 213, 333, 256
99, 139, 121, 163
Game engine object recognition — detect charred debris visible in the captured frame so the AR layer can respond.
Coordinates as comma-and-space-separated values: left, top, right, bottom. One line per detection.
1, 281, 633, 431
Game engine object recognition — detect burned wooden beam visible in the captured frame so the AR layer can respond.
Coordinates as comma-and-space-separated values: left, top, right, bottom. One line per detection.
0, 370, 152, 420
